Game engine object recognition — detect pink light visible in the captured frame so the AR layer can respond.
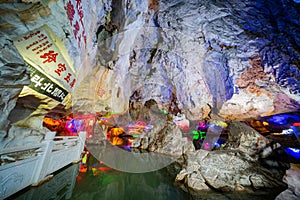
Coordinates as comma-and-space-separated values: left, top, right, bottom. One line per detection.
199, 121, 207, 129
203, 142, 210, 150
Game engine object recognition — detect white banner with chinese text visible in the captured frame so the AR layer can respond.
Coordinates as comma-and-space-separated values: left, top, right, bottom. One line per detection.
13, 25, 76, 92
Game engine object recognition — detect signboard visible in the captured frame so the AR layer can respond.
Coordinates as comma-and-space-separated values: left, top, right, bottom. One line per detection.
13, 25, 76, 92
27, 63, 69, 102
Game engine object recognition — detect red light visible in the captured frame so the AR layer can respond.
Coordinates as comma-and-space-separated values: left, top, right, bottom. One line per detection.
77, 175, 82, 181
292, 122, 300, 126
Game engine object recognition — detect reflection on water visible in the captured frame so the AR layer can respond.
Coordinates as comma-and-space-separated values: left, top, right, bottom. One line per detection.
11, 156, 189, 200
11, 154, 292, 200
72, 155, 189, 200
12, 163, 79, 200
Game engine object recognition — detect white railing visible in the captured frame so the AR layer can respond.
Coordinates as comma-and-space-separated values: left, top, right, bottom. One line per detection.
0, 131, 86, 199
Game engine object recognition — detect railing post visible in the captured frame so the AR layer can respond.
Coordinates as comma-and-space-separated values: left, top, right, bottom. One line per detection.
78, 131, 86, 151
32, 132, 55, 185
74, 131, 86, 161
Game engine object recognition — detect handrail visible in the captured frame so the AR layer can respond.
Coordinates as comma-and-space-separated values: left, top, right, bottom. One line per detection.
0, 143, 42, 155
0, 131, 86, 199
53, 138, 78, 145
54, 136, 78, 139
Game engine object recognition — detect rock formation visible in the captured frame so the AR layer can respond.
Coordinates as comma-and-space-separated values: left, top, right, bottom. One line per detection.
0, 1, 299, 198
276, 164, 300, 200
0, 0, 299, 141
0, 0, 111, 146
175, 121, 290, 194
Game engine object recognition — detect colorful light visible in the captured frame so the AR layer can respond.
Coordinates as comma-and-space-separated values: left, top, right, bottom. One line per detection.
192, 130, 206, 140
284, 148, 300, 159
282, 129, 294, 135
162, 110, 168, 115
198, 121, 207, 129
192, 130, 199, 140
203, 142, 210, 150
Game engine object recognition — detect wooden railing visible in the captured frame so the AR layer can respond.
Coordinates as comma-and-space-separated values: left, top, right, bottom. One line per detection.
0, 131, 86, 199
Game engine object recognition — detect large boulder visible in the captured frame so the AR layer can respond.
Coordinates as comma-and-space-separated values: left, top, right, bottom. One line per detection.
175, 121, 290, 195
176, 150, 287, 193
131, 103, 194, 157
226, 121, 290, 177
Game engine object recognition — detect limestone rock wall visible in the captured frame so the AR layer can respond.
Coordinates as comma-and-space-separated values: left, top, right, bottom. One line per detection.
0, 35, 30, 142
0, 0, 110, 144
0, 0, 300, 143
78, 0, 300, 122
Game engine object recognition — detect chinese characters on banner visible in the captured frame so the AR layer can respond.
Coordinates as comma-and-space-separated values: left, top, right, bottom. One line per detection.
13, 26, 76, 93
27, 64, 69, 102
64, 0, 87, 49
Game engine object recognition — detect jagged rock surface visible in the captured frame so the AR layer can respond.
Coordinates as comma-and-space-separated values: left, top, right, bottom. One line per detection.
81, 0, 300, 121
176, 149, 287, 192
276, 164, 300, 200
131, 103, 194, 157
132, 121, 194, 157
176, 121, 289, 193
0, 0, 111, 142
0, 38, 30, 141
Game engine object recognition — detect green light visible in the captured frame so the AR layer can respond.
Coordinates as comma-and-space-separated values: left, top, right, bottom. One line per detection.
199, 131, 206, 139
192, 130, 199, 140
192, 130, 206, 140
162, 110, 168, 115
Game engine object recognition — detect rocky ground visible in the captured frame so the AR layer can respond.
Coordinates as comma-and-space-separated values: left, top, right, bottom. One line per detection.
276, 164, 300, 200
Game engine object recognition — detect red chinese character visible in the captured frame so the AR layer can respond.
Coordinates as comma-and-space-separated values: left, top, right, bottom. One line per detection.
64, 1, 75, 23
64, 73, 72, 83
79, 30, 87, 45
77, 36, 81, 48
70, 78, 76, 88
40, 50, 58, 63
78, 9, 84, 20
73, 21, 80, 39
76, 0, 82, 9
54, 63, 66, 76
83, 35, 87, 44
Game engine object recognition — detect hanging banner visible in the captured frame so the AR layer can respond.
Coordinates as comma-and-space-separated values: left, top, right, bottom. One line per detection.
13, 25, 76, 92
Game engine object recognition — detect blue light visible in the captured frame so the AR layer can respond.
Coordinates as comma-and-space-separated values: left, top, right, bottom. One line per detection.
284, 148, 300, 159
214, 142, 220, 148
265, 113, 300, 125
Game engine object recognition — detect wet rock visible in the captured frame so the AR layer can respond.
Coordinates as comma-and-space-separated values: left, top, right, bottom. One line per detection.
73, 0, 299, 121
176, 121, 289, 193
219, 91, 275, 120
227, 121, 290, 177
276, 164, 300, 200
131, 120, 194, 157
226, 121, 273, 159
176, 149, 287, 193
131, 104, 194, 157
92, 0, 300, 121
